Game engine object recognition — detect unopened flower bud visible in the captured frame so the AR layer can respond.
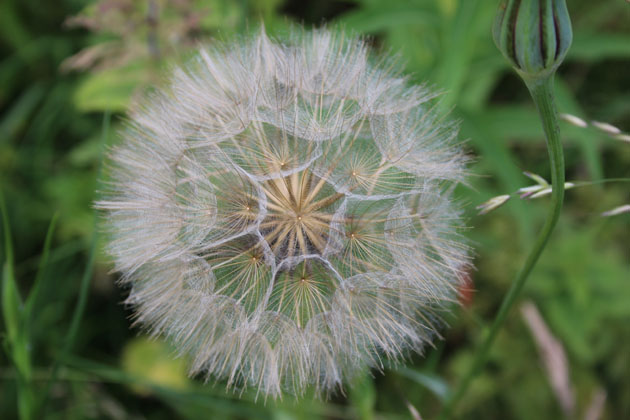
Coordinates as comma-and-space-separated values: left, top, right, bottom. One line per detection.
493, 0, 572, 80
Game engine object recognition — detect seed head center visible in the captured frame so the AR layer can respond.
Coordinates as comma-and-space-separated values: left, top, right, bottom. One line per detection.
259, 170, 342, 259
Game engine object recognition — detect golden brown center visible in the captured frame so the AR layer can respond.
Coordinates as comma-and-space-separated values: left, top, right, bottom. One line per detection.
258, 170, 343, 259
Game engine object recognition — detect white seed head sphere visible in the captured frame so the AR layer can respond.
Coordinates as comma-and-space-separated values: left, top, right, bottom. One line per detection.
99, 27, 471, 397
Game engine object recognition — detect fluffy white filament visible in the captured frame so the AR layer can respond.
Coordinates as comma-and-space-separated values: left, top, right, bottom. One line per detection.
98, 27, 471, 398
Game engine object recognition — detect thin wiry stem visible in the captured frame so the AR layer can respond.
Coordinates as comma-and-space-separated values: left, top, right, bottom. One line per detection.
441, 75, 565, 417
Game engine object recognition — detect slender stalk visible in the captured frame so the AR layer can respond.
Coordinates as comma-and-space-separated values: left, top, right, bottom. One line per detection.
440, 75, 565, 418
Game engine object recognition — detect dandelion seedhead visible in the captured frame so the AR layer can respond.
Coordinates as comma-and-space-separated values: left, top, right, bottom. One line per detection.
98, 27, 470, 397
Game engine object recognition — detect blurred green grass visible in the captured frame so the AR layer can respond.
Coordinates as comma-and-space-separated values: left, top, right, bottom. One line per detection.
1, 0, 629, 419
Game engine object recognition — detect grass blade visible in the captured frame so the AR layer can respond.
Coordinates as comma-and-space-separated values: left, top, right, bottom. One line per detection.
1, 188, 20, 346
23, 212, 58, 328
40, 110, 110, 417
396, 366, 451, 402
1, 188, 36, 420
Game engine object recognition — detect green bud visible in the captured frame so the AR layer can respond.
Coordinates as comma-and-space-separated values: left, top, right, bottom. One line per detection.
493, 0, 572, 80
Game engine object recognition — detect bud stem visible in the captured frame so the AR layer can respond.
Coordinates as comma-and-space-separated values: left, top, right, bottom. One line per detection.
440, 75, 565, 418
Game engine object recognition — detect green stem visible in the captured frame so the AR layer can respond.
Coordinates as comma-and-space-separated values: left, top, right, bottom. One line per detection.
440, 75, 565, 418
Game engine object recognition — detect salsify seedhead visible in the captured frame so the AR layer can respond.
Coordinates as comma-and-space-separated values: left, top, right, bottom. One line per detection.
98, 27, 470, 397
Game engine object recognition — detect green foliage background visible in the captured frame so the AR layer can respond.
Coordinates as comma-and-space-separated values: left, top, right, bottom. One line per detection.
1, 0, 628, 418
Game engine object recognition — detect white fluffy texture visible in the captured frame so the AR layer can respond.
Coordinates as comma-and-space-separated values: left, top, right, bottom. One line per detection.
99, 28, 470, 398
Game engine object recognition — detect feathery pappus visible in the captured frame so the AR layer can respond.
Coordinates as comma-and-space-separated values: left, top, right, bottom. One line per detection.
97, 27, 471, 398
